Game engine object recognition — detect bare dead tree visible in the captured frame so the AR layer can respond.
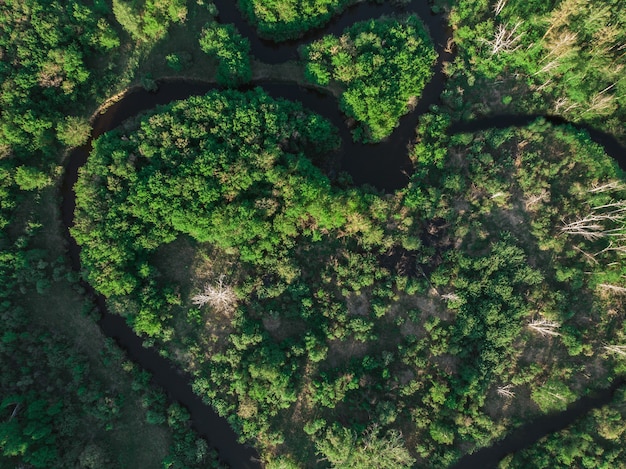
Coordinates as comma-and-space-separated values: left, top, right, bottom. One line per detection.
582, 88, 616, 116
595, 241, 626, 256
547, 391, 566, 401
589, 181, 626, 193
592, 200, 626, 211
598, 283, 626, 294
572, 245, 599, 265
554, 97, 571, 112
561, 200, 626, 241
441, 293, 460, 302
561, 100, 580, 114
9, 403, 21, 421
533, 59, 561, 76
444, 37, 455, 54
191, 275, 237, 313
493, 0, 507, 16
497, 384, 515, 398
560, 216, 609, 240
486, 22, 524, 55
542, 0, 583, 40
542, 31, 578, 62
535, 78, 555, 93
604, 344, 626, 357
528, 318, 561, 337
525, 190, 549, 210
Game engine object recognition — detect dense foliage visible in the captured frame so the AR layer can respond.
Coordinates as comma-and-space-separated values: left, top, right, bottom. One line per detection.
443, 0, 626, 140
238, 0, 371, 41
302, 15, 437, 142
73, 75, 626, 467
3, 0, 626, 467
0, 242, 223, 468
501, 388, 626, 468
0, 1, 227, 466
200, 23, 252, 86
112, 0, 187, 41
0, 0, 119, 158
73, 88, 343, 335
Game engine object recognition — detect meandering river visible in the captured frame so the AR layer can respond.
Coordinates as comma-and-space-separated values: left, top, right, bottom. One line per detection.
61, 1, 626, 467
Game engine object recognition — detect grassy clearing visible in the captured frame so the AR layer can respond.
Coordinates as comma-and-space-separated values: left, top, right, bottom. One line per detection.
17, 188, 172, 467
149, 237, 244, 371
122, 1, 220, 83
252, 60, 343, 96
71, 1, 220, 124
23, 280, 171, 467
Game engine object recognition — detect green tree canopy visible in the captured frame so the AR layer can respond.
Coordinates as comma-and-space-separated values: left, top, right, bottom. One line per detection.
303, 15, 437, 142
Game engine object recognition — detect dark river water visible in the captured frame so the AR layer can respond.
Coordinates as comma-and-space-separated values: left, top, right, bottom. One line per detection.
61, 1, 626, 467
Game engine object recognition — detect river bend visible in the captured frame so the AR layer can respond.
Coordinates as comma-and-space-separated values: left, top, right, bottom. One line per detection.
60, 1, 626, 467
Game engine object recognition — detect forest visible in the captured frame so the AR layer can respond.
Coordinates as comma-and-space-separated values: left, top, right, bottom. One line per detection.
238, 0, 371, 40
1, 0, 626, 468
302, 14, 437, 142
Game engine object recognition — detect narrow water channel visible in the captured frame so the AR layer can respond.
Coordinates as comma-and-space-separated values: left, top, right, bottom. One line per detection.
61, 82, 262, 469
452, 377, 625, 468
60, 1, 626, 467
